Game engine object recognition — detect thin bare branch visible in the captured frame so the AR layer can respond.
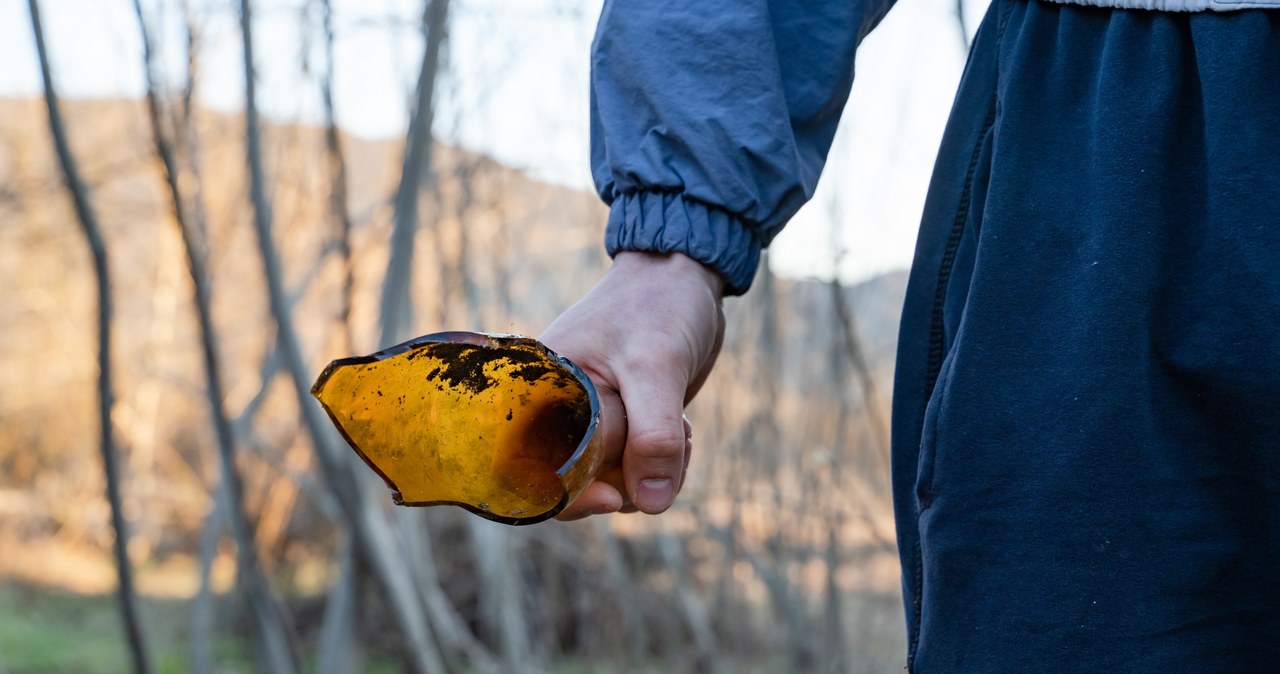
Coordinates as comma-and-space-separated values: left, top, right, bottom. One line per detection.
238, 3, 447, 672
318, 541, 361, 674
379, 0, 451, 347
828, 278, 891, 473
318, 0, 358, 353
956, 0, 972, 52
132, 3, 301, 671
190, 489, 226, 674
26, 2, 153, 672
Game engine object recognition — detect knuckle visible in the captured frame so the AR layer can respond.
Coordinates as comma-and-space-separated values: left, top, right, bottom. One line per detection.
621, 341, 687, 375
628, 426, 687, 465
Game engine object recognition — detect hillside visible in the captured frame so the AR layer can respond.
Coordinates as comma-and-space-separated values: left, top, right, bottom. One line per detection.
0, 95, 909, 671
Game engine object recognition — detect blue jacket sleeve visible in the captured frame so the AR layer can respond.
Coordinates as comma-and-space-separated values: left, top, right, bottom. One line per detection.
591, 0, 897, 295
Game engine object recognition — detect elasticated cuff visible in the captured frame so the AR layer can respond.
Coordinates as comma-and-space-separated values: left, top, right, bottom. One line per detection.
604, 191, 762, 296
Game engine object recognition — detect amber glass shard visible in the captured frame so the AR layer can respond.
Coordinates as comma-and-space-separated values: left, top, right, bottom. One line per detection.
311, 332, 605, 525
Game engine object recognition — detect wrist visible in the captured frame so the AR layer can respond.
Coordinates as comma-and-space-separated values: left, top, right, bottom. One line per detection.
611, 251, 726, 300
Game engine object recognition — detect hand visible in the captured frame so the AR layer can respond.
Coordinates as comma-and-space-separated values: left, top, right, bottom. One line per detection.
541, 251, 726, 520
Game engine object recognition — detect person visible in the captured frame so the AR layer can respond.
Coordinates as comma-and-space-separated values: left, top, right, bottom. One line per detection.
540, 0, 1280, 670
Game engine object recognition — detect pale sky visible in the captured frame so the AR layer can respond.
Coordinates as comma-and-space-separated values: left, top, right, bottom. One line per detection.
1, 0, 987, 284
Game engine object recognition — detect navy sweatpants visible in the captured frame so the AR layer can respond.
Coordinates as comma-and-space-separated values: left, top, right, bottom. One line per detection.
891, 0, 1280, 670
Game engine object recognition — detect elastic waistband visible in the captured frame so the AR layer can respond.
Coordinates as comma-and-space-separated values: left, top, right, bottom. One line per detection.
1044, 0, 1280, 12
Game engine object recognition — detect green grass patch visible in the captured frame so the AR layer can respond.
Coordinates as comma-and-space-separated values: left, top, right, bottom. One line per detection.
0, 582, 247, 674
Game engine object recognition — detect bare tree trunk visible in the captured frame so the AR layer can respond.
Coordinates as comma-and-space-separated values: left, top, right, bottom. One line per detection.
821, 522, 847, 674
318, 0, 357, 353
656, 529, 718, 672
828, 278, 890, 476
752, 258, 817, 669
310, 9, 369, 668
379, 0, 450, 347
191, 487, 226, 674
467, 521, 534, 674
178, 0, 211, 246
178, 22, 220, 671
367, 5, 489, 672
407, 525, 499, 674
26, 3, 153, 673
483, 170, 514, 327
454, 164, 479, 317
754, 255, 782, 475
592, 519, 649, 664
956, 0, 972, 52
766, 539, 817, 673
357, 505, 449, 674
238, 3, 446, 673
318, 541, 361, 674
132, 5, 301, 671
450, 153, 529, 674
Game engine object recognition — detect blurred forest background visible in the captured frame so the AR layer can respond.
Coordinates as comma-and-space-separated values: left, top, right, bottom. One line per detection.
0, 0, 982, 672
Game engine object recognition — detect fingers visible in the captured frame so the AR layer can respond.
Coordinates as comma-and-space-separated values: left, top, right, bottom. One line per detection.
541, 252, 726, 523
618, 354, 690, 514
556, 414, 693, 521
555, 388, 627, 522
594, 383, 629, 476
685, 304, 726, 404
555, 479, 624, 521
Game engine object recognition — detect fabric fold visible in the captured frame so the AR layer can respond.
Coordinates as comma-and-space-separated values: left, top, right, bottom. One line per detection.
604, 191, 762, 296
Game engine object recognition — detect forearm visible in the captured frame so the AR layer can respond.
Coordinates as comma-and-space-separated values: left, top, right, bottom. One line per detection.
590, 0, 896, 293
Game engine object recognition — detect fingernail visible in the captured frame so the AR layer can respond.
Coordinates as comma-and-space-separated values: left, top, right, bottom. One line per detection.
636, 478, 674, 512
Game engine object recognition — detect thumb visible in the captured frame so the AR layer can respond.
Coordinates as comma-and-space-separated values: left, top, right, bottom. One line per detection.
618, 357, 689, 514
